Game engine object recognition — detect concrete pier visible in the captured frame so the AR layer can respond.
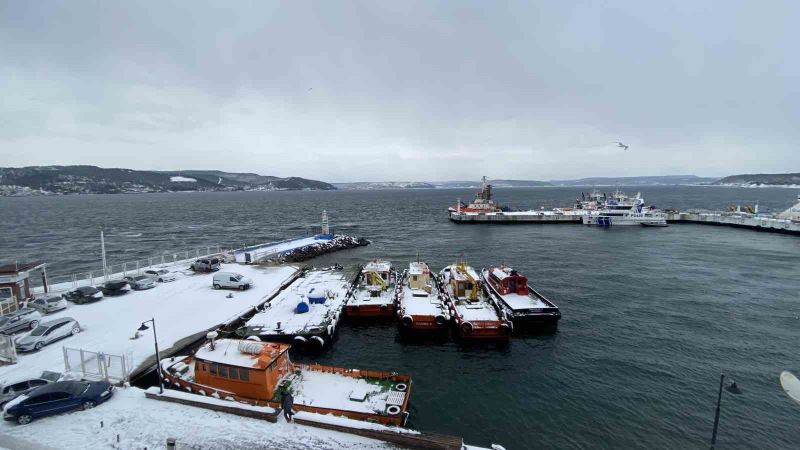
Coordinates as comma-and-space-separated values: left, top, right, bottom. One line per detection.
449, 211, 582, 224
666, 211, 800, 235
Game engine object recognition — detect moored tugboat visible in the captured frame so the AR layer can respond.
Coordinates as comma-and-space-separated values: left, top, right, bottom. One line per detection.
439, 262, 512, 341
344, 260, 398, 320
161, 337, 412, 426
396, 260, 450, 334
481, 266, 561, 328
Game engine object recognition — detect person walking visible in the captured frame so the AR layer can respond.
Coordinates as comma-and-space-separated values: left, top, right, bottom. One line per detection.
281, 390, 295, 422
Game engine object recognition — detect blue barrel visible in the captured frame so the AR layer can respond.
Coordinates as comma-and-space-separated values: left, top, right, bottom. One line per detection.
296, 301, 310, 314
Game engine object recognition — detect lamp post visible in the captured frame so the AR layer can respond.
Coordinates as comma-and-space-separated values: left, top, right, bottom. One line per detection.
710, 373, 742, 450
138, 318, 163, 394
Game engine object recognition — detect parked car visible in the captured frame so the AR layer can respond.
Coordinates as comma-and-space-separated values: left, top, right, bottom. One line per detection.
0, 308, 43, 335
15, 317, 81, 352
99, 280, 130, 296
29, 294, 68, 315
0, 377, 53, 409
123, 275, 156, 290
212, 272, 254, 290
190, 258, 221, 272
2, 380, 114, 424
64, 286, 104, 304
143, 268, 177, 282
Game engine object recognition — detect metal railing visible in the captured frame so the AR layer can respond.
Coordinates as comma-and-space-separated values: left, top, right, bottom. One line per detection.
63, 347, 133, 384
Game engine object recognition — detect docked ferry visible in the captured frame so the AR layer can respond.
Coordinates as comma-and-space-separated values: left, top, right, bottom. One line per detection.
439, 262, 512, 341
481, 266, 561, 327
581, 190, 667, 226
161, 338, 412, 426
396, 260, 450, 333
344, 260, 397, 319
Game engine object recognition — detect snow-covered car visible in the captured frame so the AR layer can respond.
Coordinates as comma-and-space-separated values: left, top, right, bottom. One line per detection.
29, 294, 68, 315
3, 380, 114, 425
143, 268, 177, 282
99, 280, 130, 296
123, 275, 156, 290
0, 308, 43, 335
15, 317, 81, 352
64, 286, 104, 304
0, 377, 52, 409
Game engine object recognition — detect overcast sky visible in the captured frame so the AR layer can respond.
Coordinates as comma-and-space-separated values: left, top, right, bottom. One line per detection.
1, 1, 798, 182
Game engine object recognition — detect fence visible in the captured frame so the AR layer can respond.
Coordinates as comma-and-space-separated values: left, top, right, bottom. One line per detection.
33, 245, 224, 293
0, 335, 17, 365
63, 347, 133, 383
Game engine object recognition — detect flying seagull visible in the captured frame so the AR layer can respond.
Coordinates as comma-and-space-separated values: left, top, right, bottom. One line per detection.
614, 142, 629, 151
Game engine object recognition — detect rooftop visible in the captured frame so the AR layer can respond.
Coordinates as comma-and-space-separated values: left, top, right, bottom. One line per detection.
363, 260, 392, 273
194, 339, 290, 369
0, 261, 44, 275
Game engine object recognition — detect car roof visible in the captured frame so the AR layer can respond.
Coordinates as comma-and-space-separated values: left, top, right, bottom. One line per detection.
77, 286, 98, 292
41, 317, 75, 327
29, 380, 88, 397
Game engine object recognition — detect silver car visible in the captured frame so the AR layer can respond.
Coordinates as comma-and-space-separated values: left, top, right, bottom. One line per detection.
29, 294, 68, 315
15, 317, 81, 352
124, 275, 157, 290
143, 268, 177, 282
0, 308, 43, 335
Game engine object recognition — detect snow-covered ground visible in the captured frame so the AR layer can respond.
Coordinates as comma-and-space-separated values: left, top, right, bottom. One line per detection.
0, 263, 299, 383
169, 176, 197, 182
0, 386, 390, 450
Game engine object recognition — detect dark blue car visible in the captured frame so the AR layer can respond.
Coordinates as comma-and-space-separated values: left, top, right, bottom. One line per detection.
3, 380, 114, 424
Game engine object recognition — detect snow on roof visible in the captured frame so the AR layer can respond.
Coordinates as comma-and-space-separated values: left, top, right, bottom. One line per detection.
363, 260, 392, 273
491, 268, 510, 280
450, 265, 479, 282
245, 270, 350, 334
193, 339, 290, 369
408, 261, 428, 275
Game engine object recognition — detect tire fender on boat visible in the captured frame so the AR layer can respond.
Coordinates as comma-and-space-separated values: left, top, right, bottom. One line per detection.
311, 335, 325, 348
501, 322, 513, 334
293, 336, 308, 348
460, 321, 474, 335
246, 335, 261, 342
327, 324, 335, 336
434, 314, 447, 326
386, 405, 401, 416
401, 315, 414, 327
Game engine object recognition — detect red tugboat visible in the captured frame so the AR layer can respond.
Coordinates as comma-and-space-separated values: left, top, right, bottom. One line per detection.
481, 266, 561, 328
396, 259, 450, 333
439, 262, 512, 341
344, 260, 397, 319
448, 176, 504, 214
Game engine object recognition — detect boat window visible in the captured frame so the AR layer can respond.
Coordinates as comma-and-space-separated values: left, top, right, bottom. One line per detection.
218, 365, 228, 378
200, 364, 206, 372
229, 367, 239, 380
209, 364, 217, 375
239, 368, 249, 381
412, 275, 417, 281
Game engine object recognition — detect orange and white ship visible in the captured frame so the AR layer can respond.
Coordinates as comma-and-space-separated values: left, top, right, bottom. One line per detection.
439, 261, 512, 341
344, 260, 397, 319
160, 337, 412, 426
396, 259, 450, 333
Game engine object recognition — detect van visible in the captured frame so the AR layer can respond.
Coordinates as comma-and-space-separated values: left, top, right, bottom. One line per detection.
191, 258, 221, 272
213, 272, 253, 290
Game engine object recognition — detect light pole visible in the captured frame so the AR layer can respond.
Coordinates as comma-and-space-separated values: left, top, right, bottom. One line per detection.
138, 318, 163, 394
710, 373, 742, 449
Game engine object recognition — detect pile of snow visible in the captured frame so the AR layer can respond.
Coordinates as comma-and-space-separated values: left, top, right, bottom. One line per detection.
170, 176, 197, 182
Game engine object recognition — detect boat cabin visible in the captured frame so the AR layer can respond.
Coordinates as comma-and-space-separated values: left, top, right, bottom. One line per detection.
362, 260, 392, 294
192, 339, 292, 401
449, 265, 480, 301
407, 261, 431, 292
487, 267, 528, 296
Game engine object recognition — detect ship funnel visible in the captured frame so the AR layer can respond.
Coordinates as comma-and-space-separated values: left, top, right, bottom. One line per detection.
206, 331, 219, 350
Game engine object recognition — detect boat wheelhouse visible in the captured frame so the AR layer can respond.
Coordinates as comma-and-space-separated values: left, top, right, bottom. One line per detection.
235, 268, 351, 349
161, 338, 412, 426
439, 263, 512, 341
345, 260, 397, 319
481, 266, 561, 327
396, 260, 450, 333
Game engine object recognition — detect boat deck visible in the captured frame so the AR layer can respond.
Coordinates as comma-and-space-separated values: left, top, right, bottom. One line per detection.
282, 369, 407, 415
400, 287, 446, 316
498, 292, 549, 310
242, 269, 350, 336
349, 287, 396, 307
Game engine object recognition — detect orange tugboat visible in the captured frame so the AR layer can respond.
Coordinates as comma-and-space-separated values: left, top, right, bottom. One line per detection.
160, 337, 412, 426
396, 259, 450, 333
344, 260, 398, 319
439, 262, 512, 341
448, 176, 504, 213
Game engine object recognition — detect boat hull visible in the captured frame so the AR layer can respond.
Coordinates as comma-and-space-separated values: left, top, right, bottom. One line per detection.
345, 303, 396, 319
453, 320, 511, 341
483, 282, 561, 329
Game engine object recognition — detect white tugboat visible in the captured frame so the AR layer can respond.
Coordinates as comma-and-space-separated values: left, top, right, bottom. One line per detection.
345, 260, 397, 319
396, 259, 450, 333
581, 190, 667, 226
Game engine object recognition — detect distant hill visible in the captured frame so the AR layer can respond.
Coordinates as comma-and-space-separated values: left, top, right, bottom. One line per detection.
549, 175, 717, 186
0, 166, 335, 196
712, 173, 800, 187
434, 179, 552, 188
333, 181, 436, 190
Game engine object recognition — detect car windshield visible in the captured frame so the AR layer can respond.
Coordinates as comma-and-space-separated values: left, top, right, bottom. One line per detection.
29, 325, 48, 336
47, 297, 62, 303
78, 287, 96, 294
235, 275, 243, 281
157, 270, 168, 275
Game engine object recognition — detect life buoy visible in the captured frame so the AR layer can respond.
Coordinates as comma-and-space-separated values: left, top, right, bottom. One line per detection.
394, 383, 408, 392
460, 321, 474, 335
386, 405, 401, 416
401, 315, 414, 327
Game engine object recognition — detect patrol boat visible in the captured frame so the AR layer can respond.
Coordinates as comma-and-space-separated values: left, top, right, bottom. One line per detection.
581, 190, 667, 226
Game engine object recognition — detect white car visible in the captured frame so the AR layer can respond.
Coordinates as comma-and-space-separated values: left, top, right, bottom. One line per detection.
212, 272, 253, 290
29, 294, 68, 315
143, 268, 177, 282
15, 317, 81, 352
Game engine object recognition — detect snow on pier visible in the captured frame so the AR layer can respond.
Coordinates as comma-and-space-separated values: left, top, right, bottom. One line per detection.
0, 262, 300, 383
235, 236, 329, 263
239, 269, 352, 341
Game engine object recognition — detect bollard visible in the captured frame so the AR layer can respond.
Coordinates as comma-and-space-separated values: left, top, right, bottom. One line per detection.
166, 438, 176, 449
116, 434, 120, 443
100, 420, 104, 428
